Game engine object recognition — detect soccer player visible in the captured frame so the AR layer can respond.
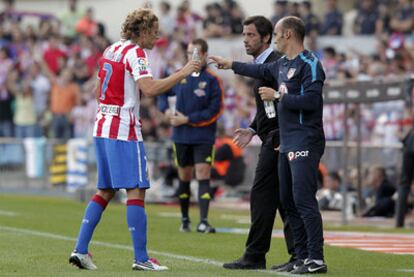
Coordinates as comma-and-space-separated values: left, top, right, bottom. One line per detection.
68, 8, 200, 271
210, 16, 327, 274
222, 16, 295, 270
158, 38, 223, 233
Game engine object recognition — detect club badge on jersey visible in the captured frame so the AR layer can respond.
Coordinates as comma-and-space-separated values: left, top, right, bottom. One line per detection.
287, 68, 296, 79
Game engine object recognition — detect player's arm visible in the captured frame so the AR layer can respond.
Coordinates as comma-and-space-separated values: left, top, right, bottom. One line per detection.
138, 61, 199, 97
232, 61, 277, 83
186, 76, 224, 127
280, 63, 325, 111
209, 56, 277, 83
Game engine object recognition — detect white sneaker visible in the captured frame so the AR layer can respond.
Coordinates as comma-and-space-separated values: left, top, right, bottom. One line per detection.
69, 251, 97, 270
132, 258, 168, 271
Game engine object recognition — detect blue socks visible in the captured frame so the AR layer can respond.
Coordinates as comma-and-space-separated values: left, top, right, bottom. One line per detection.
75, 195, 108, 254
127, 199, 149, 262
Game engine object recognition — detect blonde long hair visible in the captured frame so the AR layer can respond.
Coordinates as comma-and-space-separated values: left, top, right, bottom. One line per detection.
121, 8, 158, 42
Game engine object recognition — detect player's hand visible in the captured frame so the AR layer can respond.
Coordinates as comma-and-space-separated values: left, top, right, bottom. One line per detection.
209, 56, 232, 70
169, 111, 189, 126
233, 128, 254, 148
258, 87, 280, 101
164, 108, 173, 119
182, 60, 201, 76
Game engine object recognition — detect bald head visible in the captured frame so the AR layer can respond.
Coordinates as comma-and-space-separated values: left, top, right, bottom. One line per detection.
277, 16, 305, 42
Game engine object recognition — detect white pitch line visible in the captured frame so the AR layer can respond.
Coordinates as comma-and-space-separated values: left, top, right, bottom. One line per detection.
0, 225, 290, 276
359, 247, 414, 252
0, 210, 18, 217
329, 243, 414, 247
326, 240, 414, 243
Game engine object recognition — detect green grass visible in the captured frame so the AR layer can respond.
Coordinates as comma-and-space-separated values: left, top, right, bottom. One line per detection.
0, 194, 413, 276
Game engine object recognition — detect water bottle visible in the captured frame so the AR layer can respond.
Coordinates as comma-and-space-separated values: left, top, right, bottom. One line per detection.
191, 47, 200, 77
264, 101, 276, 118
167, 95, 177, 115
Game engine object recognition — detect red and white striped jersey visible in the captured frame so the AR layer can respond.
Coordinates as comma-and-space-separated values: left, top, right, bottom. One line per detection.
93, 39, 152, 141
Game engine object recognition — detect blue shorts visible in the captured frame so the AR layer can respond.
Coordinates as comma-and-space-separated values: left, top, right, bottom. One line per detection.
94, 137, 150, 190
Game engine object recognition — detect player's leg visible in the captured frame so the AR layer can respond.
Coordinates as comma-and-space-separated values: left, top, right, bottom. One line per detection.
275, 152, 308, 272
244, 139, 278, 264
119, 141, 167, 271
173, 143, 194, 231
289, 146, 327, 274
69, 137, 116, 270
74, 189, 115, 253
194, 144, 215, 233
126, 188, 168, 271
224, 138, 276, 269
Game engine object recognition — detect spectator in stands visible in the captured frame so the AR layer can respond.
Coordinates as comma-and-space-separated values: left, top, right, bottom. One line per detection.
320, 0, 343, 35
75, 7, 98, 37
317, 171, 342, 211
203, 3, 230, 38
40, 58, 80, 139
287, 1, 300, 18
175, 1, 199, 46
59, 0, 84, 40
0, 47, 13, 137
43, 35, 67, 75
376, 1, 391, 35
362, 166, 396, 217
389, 0, 414, 35
270, 0, 289, 27
28, 61, 50, 137
299, 1, 319, 36
222, 0, 245, 35
71, 52, 90, 85
7, 70, 37, 138
354, 0, 380, 35
70, 91, 96, 139
158, 1, 175, 37
321, 46, 339, 80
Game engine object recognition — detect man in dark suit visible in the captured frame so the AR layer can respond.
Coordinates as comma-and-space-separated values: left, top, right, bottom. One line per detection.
223, 15, 295, 270
396, 124, 414, 227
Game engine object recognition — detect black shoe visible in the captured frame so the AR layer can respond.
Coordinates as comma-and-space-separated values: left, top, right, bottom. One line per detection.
180, 219, 191, 232
290, 259, 327, 274
223, 258, 265, 270
271, 258, 303, 272
196, 221, 216, 233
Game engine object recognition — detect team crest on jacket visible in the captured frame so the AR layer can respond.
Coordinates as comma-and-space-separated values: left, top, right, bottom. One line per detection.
198, 81, 207, 89
287, 68, 296, 79
194, 88, 206, 97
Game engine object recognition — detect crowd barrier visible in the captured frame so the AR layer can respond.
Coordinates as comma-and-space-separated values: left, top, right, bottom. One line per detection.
0, 138, 402, 192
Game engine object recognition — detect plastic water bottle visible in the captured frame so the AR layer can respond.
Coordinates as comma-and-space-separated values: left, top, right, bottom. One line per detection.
264, 101, 276, 118
167, 95, 177, 115
191, 47, 200, 77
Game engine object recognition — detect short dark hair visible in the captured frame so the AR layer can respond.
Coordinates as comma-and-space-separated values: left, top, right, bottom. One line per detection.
280, 16, 305, 42
243, 16, 273, 44
191, 38, 208, 53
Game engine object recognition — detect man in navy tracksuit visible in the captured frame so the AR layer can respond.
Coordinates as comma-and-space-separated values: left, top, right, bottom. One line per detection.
211, 16, 327, 274
159, 38, 223, 233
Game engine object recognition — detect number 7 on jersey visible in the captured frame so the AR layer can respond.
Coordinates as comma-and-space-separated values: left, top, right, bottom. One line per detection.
100, 62, 113, 100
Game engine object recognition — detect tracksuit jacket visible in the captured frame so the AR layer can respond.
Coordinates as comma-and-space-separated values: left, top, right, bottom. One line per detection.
158, 66, 224, 145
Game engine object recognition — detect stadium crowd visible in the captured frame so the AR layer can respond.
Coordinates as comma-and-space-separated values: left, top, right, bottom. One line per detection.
0, 0, 414, 217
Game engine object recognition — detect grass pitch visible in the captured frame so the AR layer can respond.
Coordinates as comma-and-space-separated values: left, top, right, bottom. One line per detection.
0, 193, 413, 276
